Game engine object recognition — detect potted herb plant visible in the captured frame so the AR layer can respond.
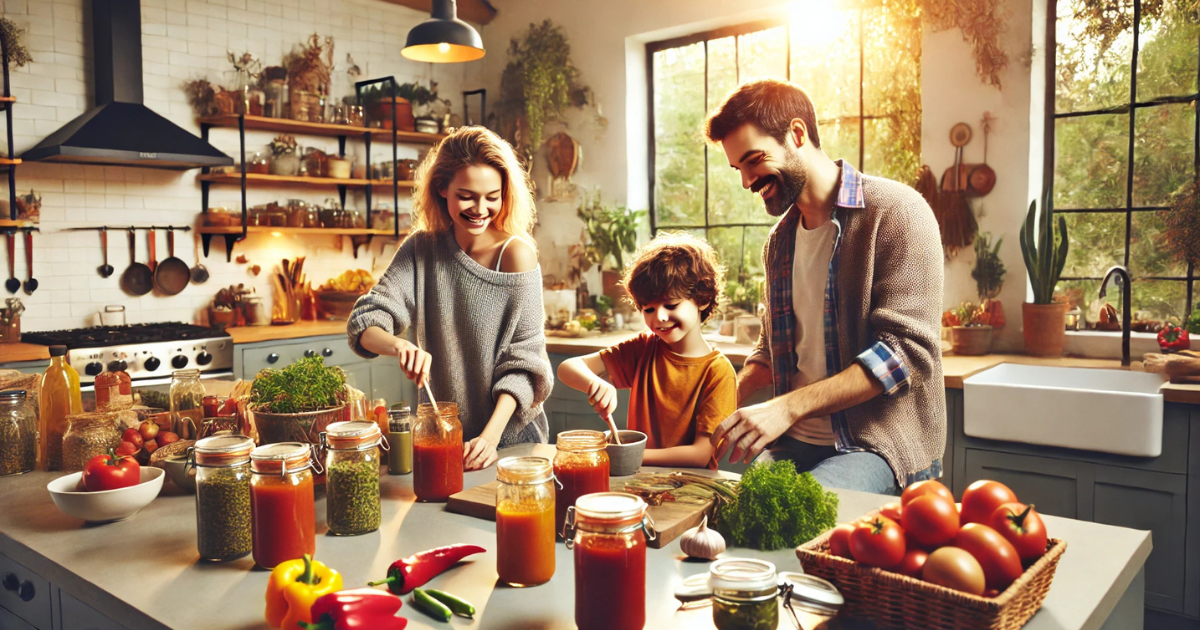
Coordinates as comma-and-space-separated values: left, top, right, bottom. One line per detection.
268, 134, 299, 176
495, 20, 586, 164
949, 301, 994, 355
971, 231, 1007, 329
577, 190, 644, 300
249, 356, 348, 445
1019, 188, 1069, 356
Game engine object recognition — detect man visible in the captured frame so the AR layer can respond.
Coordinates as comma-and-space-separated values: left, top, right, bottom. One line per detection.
706, 78, 945, 494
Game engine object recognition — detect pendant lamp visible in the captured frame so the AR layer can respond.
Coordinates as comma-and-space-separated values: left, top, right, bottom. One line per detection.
402, 0, 486, 63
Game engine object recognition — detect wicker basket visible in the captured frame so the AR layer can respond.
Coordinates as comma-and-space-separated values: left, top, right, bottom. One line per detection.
250, 404, 348, 446
796, 515, 1066, 630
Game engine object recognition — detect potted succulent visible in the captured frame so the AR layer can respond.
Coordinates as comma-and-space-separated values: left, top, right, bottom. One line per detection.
577, 190, 644, 300
248, 356, 348, 445
1019, 188, 1069, 356
268, 134, 299, 176
948, 302, 994, 355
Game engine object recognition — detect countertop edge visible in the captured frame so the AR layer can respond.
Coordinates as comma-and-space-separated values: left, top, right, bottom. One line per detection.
1080, 531, 1154, 630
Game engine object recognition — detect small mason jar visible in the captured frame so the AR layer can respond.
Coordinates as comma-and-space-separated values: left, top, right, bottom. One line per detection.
0, 389, 37, 476
710, 558, 780, 630
61, 412, 120, 472
565, 492, 653, 630
386, 408, 413, 475
553, 430, 610, 535
170, 369, 205, 439
496, 456, 555, 587
322, 420, 384, 536
412, 402, 463, 502
192, 435, 254, 561
250, 442, 316, 569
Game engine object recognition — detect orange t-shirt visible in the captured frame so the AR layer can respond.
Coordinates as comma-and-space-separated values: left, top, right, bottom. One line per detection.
600, 332, 737, 469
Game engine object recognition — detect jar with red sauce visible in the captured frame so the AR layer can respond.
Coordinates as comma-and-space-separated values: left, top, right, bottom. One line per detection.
249, 442, 316, 569
565, 492, 654, 630
412, 402, 463, 502
553, 430, 609, 536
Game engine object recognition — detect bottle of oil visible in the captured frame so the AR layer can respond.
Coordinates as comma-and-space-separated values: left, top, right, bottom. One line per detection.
39, 345, 82, 470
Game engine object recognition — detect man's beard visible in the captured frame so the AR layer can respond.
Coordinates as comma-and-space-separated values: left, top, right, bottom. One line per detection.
752, 151, 808, 217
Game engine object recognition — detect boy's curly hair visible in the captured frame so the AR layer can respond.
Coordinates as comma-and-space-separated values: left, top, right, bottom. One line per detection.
622, 232, 726, 322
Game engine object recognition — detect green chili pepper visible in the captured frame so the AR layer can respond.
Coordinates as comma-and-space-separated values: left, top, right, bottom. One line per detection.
411, 588, 452, 622
425, 589, 476, 618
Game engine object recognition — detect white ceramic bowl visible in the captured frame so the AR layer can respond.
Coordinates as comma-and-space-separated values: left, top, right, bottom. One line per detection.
47, 467, 165, 523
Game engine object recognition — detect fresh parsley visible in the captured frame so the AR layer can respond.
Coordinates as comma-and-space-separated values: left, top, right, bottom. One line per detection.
715, 460, 839, 551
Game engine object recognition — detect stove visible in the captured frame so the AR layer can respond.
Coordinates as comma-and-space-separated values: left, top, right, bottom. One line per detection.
23, 323, 234, 384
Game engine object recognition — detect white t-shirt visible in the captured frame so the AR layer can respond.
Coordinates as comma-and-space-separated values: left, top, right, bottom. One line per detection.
786, 215, 836, 445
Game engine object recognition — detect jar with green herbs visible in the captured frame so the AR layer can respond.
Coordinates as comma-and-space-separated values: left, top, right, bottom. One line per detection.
322, 420, 383, 535
61, 412, 121, 472
170, 369, 205, 439
0, 390, 36, 476
192, 435, 254, 561
710, 558, 780, 630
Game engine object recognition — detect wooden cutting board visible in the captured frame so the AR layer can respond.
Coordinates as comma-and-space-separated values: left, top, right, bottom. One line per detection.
447, 447, 737, 549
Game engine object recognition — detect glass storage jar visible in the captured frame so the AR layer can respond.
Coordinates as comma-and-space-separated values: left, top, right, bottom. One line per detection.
250, 442, 316, 569
565, 492, 652, 630
192, 435, 254, 561
412, 402, 463, 502
170, 369, 205, 440
386, 408, 413, 475
322, 421, 383, 536
709, 558, 780, 630
553, 430, 610, 535
496, 456, 555, 587
62, 412, 120, 472
0, 390, 37, 476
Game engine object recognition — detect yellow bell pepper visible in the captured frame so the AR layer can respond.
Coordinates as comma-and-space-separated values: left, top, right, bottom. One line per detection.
265, 554, 343, 629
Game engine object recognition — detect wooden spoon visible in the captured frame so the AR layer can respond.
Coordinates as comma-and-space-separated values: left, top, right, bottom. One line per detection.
603, 412, 623, 445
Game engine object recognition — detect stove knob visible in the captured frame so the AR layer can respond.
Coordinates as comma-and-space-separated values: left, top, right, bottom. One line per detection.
304, 350, 317, 358
144, 356, 161, 372
171, 355, 189, 370
106, 360, 122, 373
85, 362, 104, 376
197, 351, 213, 366
267, 353, 280, 364
321, 348, 333, 357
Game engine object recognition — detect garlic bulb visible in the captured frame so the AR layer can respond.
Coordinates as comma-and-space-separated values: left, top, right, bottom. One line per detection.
680, 516, 726, 560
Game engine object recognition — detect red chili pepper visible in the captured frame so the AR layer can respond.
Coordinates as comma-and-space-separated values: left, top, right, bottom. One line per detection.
296, 589, 406, 630
1158, 325, 1191, 353
367, 544, 486, 595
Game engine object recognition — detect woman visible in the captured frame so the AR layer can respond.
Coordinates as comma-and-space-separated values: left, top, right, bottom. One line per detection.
348, 127, 551, 470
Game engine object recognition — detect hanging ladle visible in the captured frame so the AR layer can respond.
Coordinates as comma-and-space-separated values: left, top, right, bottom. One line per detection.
22, 230, 37, 295
98, 226, 114, 278
4, 231, 17, 294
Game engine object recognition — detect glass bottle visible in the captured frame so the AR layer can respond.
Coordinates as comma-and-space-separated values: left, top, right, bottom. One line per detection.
192, 435, 254, 561
412, 402, 463, 502
553, 430, 610, 535
170, 369, 205, 440
0, 389, 37, 476
61, 412, 120, 472
250, 442, 316, 569
709, 558, 780, 630
39, 345, 82, 470
386, 408, 413, 475
565, 492, 651, 630
496, 456, 555, 587
322, 421, 383, 536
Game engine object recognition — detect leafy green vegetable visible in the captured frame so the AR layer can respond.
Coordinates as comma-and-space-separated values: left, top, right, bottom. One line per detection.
250, 356, 347, 414
714, 461, 839, 551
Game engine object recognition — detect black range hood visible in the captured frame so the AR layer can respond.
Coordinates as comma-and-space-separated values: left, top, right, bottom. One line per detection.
21, 0, 232, 170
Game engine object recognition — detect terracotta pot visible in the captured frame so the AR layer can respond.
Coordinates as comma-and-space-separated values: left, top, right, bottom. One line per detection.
602, 270, 625, 301
950, 325, 993, 355
1022, 302, 1068, 357
369, 97, 415, 131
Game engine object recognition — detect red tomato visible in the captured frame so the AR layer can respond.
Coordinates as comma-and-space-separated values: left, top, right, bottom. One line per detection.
989, 502, 1049, 561
115, 441, 139, 457
953, 523, 1024, 591
121, 428, 143, 449
158, 431, 179, 446
896, 549, 928, 578
961, 480, 1018, 525
828, 524, 855, 559
901, 494, 960, 547
849, 517, 906, 569
82, 449, 141, 492
901, 479, 954, 507
923, 547, 985, 595
880, 502, 903, 522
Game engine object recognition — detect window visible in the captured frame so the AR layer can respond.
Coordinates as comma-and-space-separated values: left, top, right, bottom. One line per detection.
647, 6, 921, 311
1053, 0, 1199, 323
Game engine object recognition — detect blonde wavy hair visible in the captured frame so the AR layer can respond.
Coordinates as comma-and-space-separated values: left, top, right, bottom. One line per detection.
410, 127, 537, 240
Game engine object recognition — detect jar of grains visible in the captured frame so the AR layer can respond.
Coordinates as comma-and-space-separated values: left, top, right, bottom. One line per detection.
192, 435, 255, 561
322, 421, 383, 535
0, 390, 37, 476
61, 413, 121, 472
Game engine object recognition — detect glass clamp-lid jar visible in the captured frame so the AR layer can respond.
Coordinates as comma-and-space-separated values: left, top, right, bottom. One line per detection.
496, 456, 556, 587
553, 429, 610, 536
709, 558, 780, 630
777, 571, 843, 630
565, 492, 656, 630
191, 435, 255, 561
170, 369, 205, 440
412, 402, 463, 502
321, 421, 385, 536
386, 408, 413, 476
0, 390, 36, 476
62, 412, 121, 472
250, 442, 318, 570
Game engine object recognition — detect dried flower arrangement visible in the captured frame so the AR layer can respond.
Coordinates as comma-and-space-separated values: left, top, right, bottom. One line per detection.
284, 33, 334, 95
924, 0, 1009, 88
184, 79, 219, 116
270, 134, 297, 156
0, 18, 33, 69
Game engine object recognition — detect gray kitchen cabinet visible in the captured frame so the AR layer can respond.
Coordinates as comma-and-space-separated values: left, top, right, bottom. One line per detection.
943, 388, 959, 494
962, 448, 1085, 519
0, 550, 53, 630
57, 590, 123, 630
237, 336, 411, 407
0, 605, 38, 630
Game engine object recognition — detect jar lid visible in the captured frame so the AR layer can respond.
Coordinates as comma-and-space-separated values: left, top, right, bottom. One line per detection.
575, 492, 646, 521
417, 402, 457, 416
173, 369, 201, 378
194, 435, 254, 466
0, 389, 27, 401
709, 558, 778, 592
325, 420, 382, 450
250, 442, 313, 474
49, 345, 67, 357
387, 408, 412, 432
497, 456, 552, 485
556, 429, 607, 451
778, 571, 844, 614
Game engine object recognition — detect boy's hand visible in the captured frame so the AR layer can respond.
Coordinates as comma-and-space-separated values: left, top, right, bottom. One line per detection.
587, 378, 618, 417
394, 338, 432, 388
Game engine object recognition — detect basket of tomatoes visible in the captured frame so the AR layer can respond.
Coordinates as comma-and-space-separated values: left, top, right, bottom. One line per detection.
795, 479, 1066, 630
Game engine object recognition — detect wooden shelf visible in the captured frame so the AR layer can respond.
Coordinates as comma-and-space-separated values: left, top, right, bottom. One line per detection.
197, 226, 406, 236
0, 219, 37, 229
197, 115, 445, 143
197, 172, 415, 189
0, 96, 14, 111
0, 158, 21, 166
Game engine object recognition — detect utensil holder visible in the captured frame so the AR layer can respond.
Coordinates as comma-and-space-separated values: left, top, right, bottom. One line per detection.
0, 315, 19, 343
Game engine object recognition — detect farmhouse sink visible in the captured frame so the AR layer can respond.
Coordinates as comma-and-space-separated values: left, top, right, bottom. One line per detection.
962, 363, 1169, 457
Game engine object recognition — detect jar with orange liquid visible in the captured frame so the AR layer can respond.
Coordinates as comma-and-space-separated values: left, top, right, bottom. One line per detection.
250, 442, 316, 569
553, 430, 609, 536
496, 456, 555, 587
412, 402, 463, 501
565, 492, 654, 630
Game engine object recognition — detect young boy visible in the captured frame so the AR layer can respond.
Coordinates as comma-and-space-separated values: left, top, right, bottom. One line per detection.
557, 233, 737, 469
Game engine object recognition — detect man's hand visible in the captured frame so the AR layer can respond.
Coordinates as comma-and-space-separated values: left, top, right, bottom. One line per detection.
463, 436, 498, 471
586, 378, 618, 417
711, 397, 796, 464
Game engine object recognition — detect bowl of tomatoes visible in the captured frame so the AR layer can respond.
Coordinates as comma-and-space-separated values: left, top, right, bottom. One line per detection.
47, 450, 165, 524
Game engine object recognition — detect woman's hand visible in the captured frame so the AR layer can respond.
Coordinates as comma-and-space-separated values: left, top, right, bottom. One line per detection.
463, 436, 498, 471
394, 338, 432, 388
586, 378, 618, 417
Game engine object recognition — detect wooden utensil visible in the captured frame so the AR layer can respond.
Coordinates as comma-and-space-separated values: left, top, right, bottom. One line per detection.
154, 229, 190, 295
98, 227, 114, 278
938, 123, 977, 255
190, 231, 209, 284
4, 232, 17, 294
968, 112, 997, 196
147, 229, 157, 273
603, 412, 623, 445
22, 231, 37, 295
120, 228, 153, 296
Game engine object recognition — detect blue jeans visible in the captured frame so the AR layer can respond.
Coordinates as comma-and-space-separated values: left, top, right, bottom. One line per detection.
755, 436, 900, 496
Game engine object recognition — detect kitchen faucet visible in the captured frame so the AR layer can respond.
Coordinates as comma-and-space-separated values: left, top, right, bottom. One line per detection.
1098, 265, 1132, 367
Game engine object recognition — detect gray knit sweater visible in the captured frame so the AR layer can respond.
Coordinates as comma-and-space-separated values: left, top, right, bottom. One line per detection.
347, 230, 552, 446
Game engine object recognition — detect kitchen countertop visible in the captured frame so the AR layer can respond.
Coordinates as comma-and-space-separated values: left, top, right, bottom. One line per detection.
0, 342, 51, 363
0, 444, 1151, 630
224, 319, 348, 344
